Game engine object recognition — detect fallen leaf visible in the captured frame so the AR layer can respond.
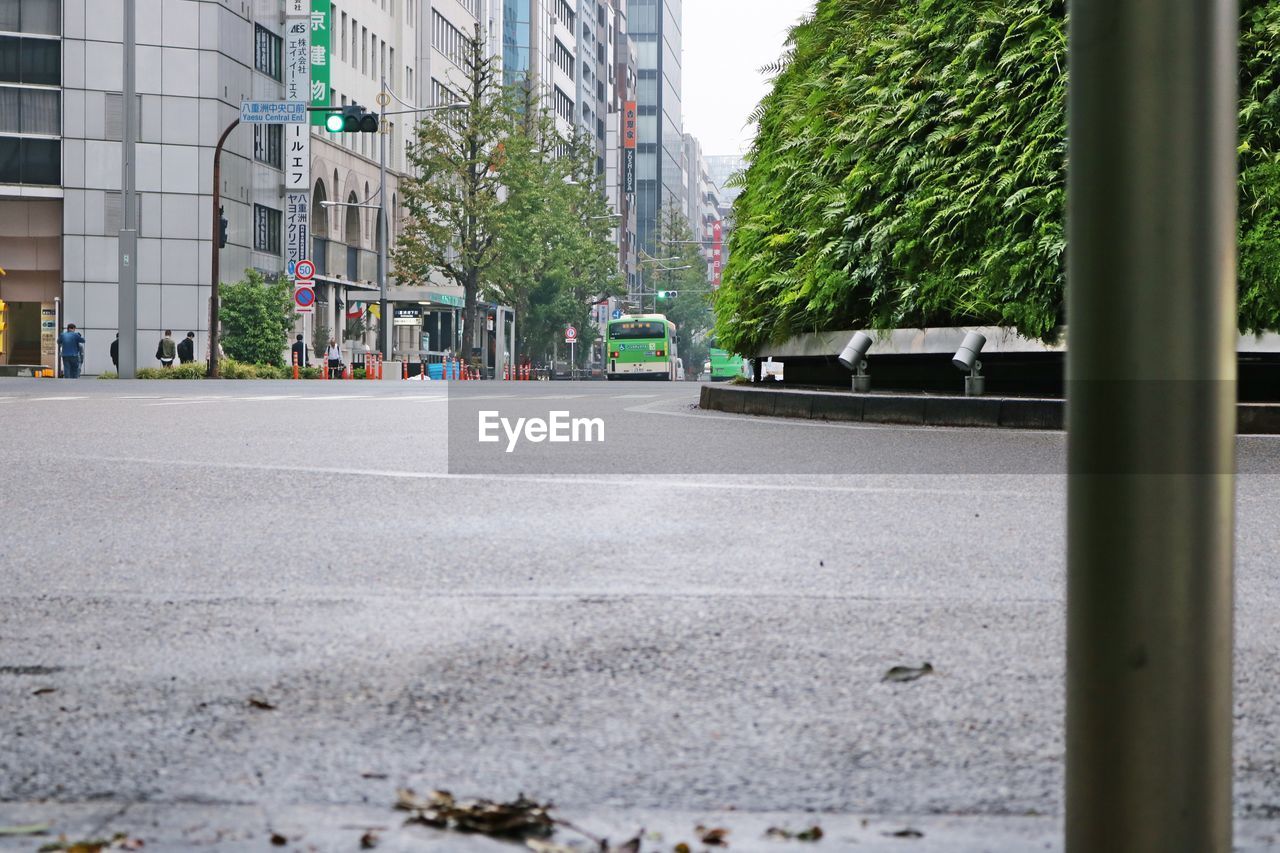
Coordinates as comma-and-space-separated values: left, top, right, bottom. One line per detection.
884, 827, 924, 838
0, 823, 51, 836
525, 840, 578, 853
38, 832, 144, 852
882, 663, 934, 683
395, 789, 553, 839
32, 687, 57, 696
674, 844, 691, 853
765, 825, 823, 841
269, 831, 288, 845
359, 829, 379, 849
696, 824, 729, 846
605, 835, 641, 853
360, 772, 389, 780
249, 697, 277, 711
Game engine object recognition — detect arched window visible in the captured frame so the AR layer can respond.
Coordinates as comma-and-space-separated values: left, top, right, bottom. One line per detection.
313, 179, 329, 237
345, 191, 361, 246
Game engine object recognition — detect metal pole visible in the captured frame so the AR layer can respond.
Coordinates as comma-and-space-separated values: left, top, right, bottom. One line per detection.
117, 0, 138, 379
379, 76, 391, 363
209, 118, 240, 378
1066, 1, 1237, 851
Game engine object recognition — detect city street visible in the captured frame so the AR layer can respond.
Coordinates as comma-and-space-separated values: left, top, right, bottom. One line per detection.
2, 379, 1280, 851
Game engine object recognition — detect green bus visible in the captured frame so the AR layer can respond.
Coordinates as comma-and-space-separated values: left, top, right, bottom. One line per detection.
708, 347, 747, 381
606, 314, 680, 380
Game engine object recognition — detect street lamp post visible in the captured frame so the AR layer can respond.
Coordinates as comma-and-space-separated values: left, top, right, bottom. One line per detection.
1066, 1, 1236, 850
117, 0, 138, 378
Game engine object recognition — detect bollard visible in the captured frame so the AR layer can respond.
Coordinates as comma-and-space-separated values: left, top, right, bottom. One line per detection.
292, 352, 299, 380
403, 361, 408, 380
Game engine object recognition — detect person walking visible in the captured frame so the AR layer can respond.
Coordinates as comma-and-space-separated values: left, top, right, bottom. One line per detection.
58, 324, 85, 379
177, 331, 196, 364
110, 333, 119, 370
325, 338, 342, 379
156, 330, 177, 368
291, 334, 309, 369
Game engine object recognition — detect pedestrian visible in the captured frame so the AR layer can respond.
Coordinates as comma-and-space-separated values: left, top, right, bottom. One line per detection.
291, 334, 309, 368
156, 330, 177, 368
58, 323, 85, 379
177, 331, 196, 364
326, 338, 342, 379
110, 333, 118, 370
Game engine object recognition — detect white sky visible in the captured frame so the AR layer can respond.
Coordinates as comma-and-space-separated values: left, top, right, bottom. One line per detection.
681, 0, 816, 157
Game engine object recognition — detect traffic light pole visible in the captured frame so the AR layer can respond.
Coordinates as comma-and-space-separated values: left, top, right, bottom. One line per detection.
208, 118, 240, 379
117, 0, 137, 379
1066, 1, 1237, 851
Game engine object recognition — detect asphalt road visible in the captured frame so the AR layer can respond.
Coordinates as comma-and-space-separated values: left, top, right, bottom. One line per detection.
1, 378, 1279, 851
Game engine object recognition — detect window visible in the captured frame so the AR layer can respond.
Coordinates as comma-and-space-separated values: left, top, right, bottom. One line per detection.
254, 204, 281, 254
553, 38, 573, 79
254, 25, 281, 80
0, 85, 55, 134
0, 0, 58, 35
555, 0, 575, 30
0, 35, 57, 85
340, 13, 347, 62
253, 123, 282, 168
350, 18, 357, 66
361, 26, 367, 74
0, 135, 57, 184
433, 11, 468, 68
553, 85, 573, 124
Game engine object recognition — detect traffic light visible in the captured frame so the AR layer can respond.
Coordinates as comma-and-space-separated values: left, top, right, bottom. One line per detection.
325, 105, 379, 133
218, 207, 228, 249
658, 290, 678, 300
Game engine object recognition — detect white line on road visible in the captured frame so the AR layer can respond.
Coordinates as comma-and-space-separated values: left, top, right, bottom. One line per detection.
144, 400, 222, 407
66, 454, 1048, 499
29, 396, 88, 402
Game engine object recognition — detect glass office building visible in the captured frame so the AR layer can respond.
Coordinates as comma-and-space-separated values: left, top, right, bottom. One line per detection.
626, 0, 681, 251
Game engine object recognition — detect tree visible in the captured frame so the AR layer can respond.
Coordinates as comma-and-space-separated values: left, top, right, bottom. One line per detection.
395, 24, 507, 357
715, 0, 1280, 353
218, 269, 295, 366
486, 87, 623, 363
652, 203, 713, 372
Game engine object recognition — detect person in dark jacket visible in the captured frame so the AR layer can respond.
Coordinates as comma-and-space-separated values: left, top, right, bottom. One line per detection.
177, 331, 196, 364
156, 330, 177, 368
291, 334, 309, 368
110, 333, 119, 369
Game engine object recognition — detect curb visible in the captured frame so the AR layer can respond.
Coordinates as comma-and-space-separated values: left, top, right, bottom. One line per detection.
700, 386, 1280, 434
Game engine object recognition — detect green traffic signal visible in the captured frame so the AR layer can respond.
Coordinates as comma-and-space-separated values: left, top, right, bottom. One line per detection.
324, 105, 379, 134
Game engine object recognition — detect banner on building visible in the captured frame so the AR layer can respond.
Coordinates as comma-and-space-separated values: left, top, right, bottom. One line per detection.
309, 0, 330, 126
623, 149, 636, 195
712, 220, 724, 288
284, 16, 311, 278
623, 101, 637, 149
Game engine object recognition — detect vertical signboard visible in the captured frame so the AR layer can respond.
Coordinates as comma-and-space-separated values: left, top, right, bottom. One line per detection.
711, 220, 724, 288
284, 16, 311, 275
623, 101, 637, 195
309, 0, 330, 127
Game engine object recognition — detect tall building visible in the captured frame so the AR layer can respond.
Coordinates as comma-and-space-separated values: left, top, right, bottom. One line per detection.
605, 0, 636, 296
0, 0, 485, 376
704, 153, 745, 208
627, 0, 681, 253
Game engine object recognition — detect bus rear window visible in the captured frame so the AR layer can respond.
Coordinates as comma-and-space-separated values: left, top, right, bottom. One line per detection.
609, 321, 667, 340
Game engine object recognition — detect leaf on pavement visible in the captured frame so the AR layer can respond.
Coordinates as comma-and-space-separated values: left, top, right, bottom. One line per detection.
359, 829, 380, 849
32, 687, 57, 696
765, 825, 824, 841
395, 788, 554, 839
884, 827, 924, 838
248, 697, 277, 711
38, 832, 144, 852
696, 824, 729, 846
0, 823, 51, 836
882, 662, 934, 683
526, 840, 579, 853
674, 844, 691, 853
269, 831, 288, 846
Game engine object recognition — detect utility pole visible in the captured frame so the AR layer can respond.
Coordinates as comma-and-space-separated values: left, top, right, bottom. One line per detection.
117, 0, 138, 378
1066, 2, 1237, 851
378, 77, 391, 363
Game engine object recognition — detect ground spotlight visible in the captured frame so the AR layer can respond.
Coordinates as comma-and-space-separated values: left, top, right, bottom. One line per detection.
952, 332, 987, 396
839, 332, 874, 392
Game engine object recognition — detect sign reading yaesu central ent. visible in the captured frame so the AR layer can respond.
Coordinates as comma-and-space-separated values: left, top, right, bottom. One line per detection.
240, 101, 308, 124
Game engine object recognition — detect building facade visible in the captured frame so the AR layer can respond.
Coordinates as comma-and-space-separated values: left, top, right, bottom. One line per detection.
627, 0, 680, 253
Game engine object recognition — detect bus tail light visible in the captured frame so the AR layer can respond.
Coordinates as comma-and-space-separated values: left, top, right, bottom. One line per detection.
610, 351, 619, 358
655, 349, 665, 357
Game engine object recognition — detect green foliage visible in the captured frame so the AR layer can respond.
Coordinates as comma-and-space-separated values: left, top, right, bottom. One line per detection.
98, 371, 117, 380
218, 269, 295, 366
717, 0, 1280, 351
652, 204, 714, 371
311, 322, 331, 362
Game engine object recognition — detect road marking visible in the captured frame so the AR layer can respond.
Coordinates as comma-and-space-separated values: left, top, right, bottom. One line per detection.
119, 395, 164, 399
144, 399, 222, 407
613, 394, 658, 399
67, 454, 1048, 498
29, 396, 87, 402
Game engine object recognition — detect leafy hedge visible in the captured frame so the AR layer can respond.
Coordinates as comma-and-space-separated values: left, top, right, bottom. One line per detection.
716, 0, 1280, 352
